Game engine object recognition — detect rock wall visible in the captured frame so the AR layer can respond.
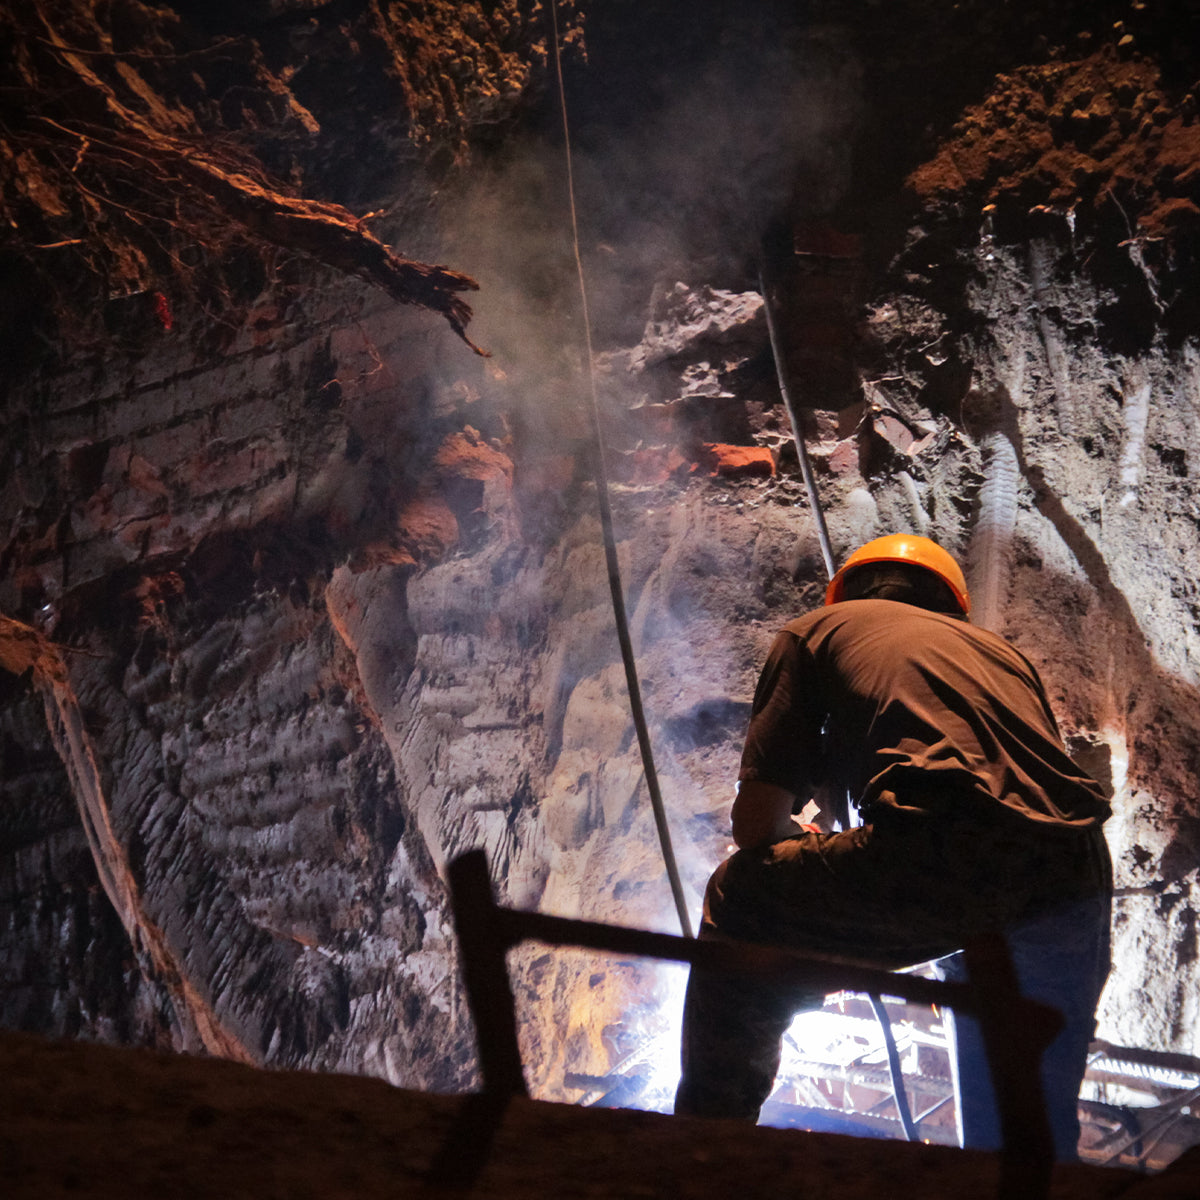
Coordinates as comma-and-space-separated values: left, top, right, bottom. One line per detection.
2, 1, 1200, 1107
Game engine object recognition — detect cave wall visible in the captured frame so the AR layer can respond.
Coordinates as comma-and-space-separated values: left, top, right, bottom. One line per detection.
2, 1, 1200, 1104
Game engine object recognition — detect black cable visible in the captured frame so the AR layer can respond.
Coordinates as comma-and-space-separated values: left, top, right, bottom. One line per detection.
868, 993, 920, 1142
549, 3, 693, 939
759, 265, 836, 581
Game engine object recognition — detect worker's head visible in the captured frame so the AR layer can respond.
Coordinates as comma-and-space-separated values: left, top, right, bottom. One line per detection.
825, 535, 970, 618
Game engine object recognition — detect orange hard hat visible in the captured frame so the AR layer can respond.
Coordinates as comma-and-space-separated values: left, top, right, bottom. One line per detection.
825, 534, 970, 615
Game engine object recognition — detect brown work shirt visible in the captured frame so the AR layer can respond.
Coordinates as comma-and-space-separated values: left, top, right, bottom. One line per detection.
739, 599, 1110, 830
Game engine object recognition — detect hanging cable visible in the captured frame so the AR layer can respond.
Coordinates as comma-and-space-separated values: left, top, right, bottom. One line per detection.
759, 265, 836, 581
549, 3, 693, 939
762, 261, 918, 1142
868, 993, 920, 1142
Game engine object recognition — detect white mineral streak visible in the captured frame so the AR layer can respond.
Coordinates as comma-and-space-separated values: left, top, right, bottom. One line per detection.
1029, 239, 1075, 438
1125, 238, 1164, 313
843, 487, 880, 546
1097, 725, 1132, 862
897, 470, 930, 537
1117, 362, 1151, 510
968, 428, 1020, 634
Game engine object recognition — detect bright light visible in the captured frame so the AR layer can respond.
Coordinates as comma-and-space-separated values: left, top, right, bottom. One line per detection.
575, 969, 946, 1132
604, 962, 688, 1113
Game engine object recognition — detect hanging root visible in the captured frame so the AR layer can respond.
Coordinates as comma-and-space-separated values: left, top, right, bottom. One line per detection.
92, 122, 490, 353
4, 3, 496, 354
0, 615, 255, 1061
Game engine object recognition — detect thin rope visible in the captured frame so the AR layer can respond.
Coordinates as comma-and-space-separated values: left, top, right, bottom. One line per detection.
549, 3, 693, 939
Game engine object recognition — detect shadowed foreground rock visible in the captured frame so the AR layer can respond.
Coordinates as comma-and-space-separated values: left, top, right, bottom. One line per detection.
4, 1030, 1199, 1199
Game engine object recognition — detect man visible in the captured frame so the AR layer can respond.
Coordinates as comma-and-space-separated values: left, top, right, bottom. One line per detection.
674, 534, 1112, 1161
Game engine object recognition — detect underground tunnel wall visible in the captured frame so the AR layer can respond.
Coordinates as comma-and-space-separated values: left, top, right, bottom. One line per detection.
1, 0, 1199, 1111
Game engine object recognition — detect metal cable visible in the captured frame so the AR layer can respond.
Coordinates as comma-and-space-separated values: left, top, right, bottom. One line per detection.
759, 266, 836, 581
549, 4, 693, 938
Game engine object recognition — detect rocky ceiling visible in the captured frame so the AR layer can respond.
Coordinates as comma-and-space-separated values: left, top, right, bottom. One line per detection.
1, 0, 1199, 1137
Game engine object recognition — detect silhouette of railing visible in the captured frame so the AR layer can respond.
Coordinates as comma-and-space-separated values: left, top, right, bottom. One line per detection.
437, 848, 1062, 1200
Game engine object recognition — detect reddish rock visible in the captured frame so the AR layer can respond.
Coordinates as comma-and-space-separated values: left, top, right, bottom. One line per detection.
127, 454, 169, 498
247, 304, 281, 347
1140, 196, 1200, 236
825, 440, 861, 477
130, 573, 185, 632
348, 542, 419, 571
396, 494, 459, 564
907, 50, 1200, 241
698, 443, 775, 479
873, 413, 916, 454
432, 427, 514, 485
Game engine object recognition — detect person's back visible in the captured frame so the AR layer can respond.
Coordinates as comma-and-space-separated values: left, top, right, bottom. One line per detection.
750, 598, 1111, 828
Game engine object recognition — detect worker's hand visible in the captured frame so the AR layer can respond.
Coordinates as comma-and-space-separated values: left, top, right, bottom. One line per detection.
731, 780, 800, 849
775, 817, 820, 840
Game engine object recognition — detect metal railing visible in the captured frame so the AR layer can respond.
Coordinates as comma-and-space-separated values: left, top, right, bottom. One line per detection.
438, 848, 1063, 1199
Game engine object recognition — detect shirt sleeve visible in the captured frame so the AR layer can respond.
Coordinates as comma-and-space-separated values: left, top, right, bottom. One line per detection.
1017, 651, 1064, 740
737, 629, 827, 796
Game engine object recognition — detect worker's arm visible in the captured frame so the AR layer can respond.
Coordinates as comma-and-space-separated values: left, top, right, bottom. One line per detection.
735, 627, 827, 847
731, 780, 802, 849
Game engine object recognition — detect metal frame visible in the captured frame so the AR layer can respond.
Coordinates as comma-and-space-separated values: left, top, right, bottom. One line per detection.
443, 849, 1063, 1200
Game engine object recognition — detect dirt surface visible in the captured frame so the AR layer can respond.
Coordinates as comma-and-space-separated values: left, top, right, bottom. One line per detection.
909, 45, 1200, 238
9, 1028, 1197, 1200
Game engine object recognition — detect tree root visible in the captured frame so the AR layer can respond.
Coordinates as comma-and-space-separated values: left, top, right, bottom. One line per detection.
1, 0, 564, 356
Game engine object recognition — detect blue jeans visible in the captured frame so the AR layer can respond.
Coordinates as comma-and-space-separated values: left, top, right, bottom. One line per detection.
938, 891, 1111, 1160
